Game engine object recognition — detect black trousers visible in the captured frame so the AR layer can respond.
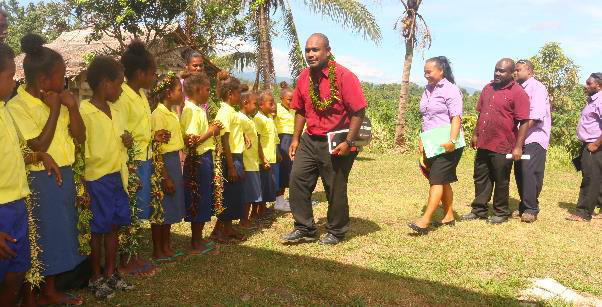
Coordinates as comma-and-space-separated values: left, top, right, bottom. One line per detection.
575, 145, 602, 220
289, 133, 356, 238
471, 149, 513, 218
514, 143, 547, 216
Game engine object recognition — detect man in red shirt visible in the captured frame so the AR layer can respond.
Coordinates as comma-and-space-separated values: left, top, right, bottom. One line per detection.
281, 33, 366, 245
461, 58, 532, 224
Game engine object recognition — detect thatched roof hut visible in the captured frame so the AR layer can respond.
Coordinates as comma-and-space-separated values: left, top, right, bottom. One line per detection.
14, 27, 220, 100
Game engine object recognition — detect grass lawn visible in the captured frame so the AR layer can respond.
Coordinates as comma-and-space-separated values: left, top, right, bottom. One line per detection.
80, 150, 602, 306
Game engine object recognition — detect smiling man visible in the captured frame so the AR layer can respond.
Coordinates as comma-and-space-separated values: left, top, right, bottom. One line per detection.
281, 33, 366, 245
462, 58, 531, 225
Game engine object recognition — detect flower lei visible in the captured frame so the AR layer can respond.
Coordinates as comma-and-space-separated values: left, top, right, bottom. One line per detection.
206, 101, 225, 216
21, 146, 43, 288
73, 143, 93, 255
152, 71, 178, 97
119, 131, 143, 259
183, 145, 200, 220
308, 55, 339, 111
212, 134, 225, 216
149, 141, 165, 224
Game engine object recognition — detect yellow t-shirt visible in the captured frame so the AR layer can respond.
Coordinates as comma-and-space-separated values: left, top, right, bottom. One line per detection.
151, 103, 184, 154
254, 111, 279, 164
274, 103, 295, 135
215, 102, 244, 154
180, 100, 214, 155
8, 85, 75, 171
0, 101, 30, 204
114, 83, 152, 161
237, 112, 259, 171
80, 99, 127, 184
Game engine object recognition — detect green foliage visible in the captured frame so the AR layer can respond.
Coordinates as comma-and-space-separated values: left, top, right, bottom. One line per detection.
75, 0, 187, 53
1, 0, 78, 53
530, 42, 580, 112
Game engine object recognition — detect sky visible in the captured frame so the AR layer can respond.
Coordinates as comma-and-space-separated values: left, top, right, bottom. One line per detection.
267, 0, 602, 90
16, 0, 602, 90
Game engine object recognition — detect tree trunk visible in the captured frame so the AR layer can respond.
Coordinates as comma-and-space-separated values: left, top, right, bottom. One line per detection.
257, 3, 274, 90
394, 38, 414, 149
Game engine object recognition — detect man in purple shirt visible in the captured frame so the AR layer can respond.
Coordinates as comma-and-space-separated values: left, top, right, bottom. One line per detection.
567, 73, 602, 222
512, 60, 551, 223
461, 58, 532, 224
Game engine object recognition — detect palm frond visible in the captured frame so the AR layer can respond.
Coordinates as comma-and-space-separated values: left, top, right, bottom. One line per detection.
282, 1, 306, 82
302, 0, 382, 44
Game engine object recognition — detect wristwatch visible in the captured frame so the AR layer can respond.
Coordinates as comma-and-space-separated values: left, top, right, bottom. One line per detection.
345, 139, 355, 147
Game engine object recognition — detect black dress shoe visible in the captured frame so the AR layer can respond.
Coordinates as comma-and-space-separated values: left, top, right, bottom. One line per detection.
408, 222, 430, 234
487, 215, 508, 225
281, 230, 318, 244
319, 233, 342, 245
430, 220, 456, 227
460, 213, 487, 221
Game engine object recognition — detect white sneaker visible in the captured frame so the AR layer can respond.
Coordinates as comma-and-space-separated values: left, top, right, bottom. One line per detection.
281, 199, 291, 212
274, 196, 285, 211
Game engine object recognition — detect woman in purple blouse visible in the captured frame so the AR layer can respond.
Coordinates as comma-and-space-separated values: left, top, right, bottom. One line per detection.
409, 56, 464, 234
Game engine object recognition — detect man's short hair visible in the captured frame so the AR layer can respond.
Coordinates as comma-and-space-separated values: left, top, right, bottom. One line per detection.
517, 59, 534, 72
308, 33, 330, 48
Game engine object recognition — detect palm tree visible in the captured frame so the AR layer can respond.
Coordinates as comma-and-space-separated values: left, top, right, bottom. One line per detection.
246, 0, 382, 90
394, 0, 431, 150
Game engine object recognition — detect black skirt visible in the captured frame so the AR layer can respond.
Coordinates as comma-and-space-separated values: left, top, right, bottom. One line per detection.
426, 148, 464, 185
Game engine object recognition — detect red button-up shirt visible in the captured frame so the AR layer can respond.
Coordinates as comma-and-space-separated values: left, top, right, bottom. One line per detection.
291, 63, 367, 137
475, 80, 530, 154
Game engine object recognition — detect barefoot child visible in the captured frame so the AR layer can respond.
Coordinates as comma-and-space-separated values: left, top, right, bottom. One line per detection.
212, 71, 245, 243
149, 73, 187, 262
81, 56, 135, 299
180, 72, 222, 253
274, 82, 295, 212
0, 41, 62, 307
237, 87, 262, 227
115, 41, 167, 276
8, 34, 86, 306
254, 91, 281, 219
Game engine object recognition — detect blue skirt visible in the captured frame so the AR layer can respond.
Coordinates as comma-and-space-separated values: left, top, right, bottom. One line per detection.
243, 171, 262, 204
160, 151, 186, 225
135, 160, 152, 219
0, 199, 30, 281
278, 134, 293, 189
260, 163, 279, 202
87, 172, 131, 234
219, 154, 244, 220
29, 167, 86, 276
185, 151, 214, 223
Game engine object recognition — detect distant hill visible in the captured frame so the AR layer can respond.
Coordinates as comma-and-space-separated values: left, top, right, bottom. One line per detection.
233, 71, 479, 94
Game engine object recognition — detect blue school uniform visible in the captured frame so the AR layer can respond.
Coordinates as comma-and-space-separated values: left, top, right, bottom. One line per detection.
0, 200, 31, 281
220, 154, 244, 220
185, 151, 215, 223
161, 151, 186, 224
87, 173, 131, 233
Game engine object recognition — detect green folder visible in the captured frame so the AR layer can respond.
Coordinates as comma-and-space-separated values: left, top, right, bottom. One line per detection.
420, 124, 465, 158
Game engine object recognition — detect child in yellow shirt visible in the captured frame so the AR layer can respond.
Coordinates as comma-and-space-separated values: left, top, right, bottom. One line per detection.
0, 41, 62, 306
115, 40, 166, 276
180, 72, 222, 254
8, 34, 86, 305
254, 91, 281, 218
150, 73, 187, 262
274, 82, 295, 212
237, 87, 261, 228
81, 56, 134, 299
212, 71, 245, 243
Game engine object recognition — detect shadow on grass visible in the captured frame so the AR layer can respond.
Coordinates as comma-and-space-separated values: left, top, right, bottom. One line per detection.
104, 231, 527, 306
315, 216, 381, 240
356, 156, 375, 161
558, 201, 577, 214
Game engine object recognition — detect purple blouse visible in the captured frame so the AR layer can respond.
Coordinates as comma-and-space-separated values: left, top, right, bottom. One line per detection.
522, 77, 552, 149
420, 78, 463, 132
577, 91, 602, 143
